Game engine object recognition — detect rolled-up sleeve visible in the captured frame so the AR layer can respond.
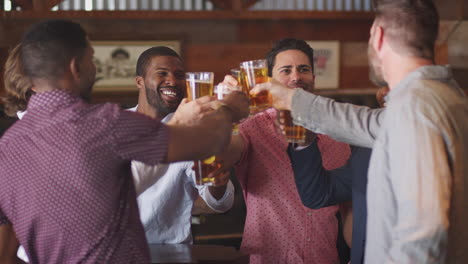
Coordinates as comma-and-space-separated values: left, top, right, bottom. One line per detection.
291, 88, 385, 148
195, 171, 235, 213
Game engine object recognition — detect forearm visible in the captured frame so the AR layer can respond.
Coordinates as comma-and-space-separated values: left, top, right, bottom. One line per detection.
0, 224, 20, 264
289, 143, 352, 209
166, 107, 233, 163
291, 89, 384, 148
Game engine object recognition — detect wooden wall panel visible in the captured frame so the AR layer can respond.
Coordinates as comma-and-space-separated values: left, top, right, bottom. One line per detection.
238, 20, 373, 42
185, 43, 271, 83
340, 66, 373, 89
0, 13, 453, 104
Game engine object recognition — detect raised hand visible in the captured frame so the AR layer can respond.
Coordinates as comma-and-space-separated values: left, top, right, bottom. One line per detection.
251, 79, 295, 111
168, 96, 216, 126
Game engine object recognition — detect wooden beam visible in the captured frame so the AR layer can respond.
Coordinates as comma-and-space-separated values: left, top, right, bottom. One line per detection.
32, 0, 47, 11
0, 10, 375, 21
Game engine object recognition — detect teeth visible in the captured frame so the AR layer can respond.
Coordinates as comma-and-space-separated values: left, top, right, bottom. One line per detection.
162, 91, 176, 96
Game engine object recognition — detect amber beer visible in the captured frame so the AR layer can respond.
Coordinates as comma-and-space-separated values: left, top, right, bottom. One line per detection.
240, 59, 272, 112
278, 110, 306, 144
185, 72, 218, 185
185, 72, 214, 101
193, 156, 221, 185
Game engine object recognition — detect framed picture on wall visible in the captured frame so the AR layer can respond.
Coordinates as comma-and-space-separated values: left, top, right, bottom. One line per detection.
306, 41, 340, 89
91, 40, 181, 91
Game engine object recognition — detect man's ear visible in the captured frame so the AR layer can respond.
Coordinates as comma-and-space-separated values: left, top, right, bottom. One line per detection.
372, 25, 384, 52
135, 76, 145, 90
69, 57, 80, 81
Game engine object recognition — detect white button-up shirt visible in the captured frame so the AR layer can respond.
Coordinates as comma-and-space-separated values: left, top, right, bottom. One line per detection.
128, 107, 235, 244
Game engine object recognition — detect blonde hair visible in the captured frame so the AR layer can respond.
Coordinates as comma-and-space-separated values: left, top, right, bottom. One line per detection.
2, 44, 34, 117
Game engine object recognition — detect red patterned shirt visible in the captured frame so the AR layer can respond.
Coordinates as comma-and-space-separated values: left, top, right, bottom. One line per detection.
0, 90, 169, 263
236, 108, 351, 264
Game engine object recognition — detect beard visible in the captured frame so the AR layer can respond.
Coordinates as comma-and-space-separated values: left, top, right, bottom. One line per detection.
368, 45, 388, 87
145, 85, 180, 118
79, 75, 96, 103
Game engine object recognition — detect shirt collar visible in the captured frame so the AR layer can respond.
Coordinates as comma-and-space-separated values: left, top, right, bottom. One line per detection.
27, 90, 80, 111
127, 104, 174, 124
387, 65, 453, 102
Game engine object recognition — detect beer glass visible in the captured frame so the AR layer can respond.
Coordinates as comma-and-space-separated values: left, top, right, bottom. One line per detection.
214, 84, 240, 135
278, 110, 306, 144
185, 72, 214, 101
240, 59, 272, 113
185, 72, 217, 186
193, 157, 221, 186
230, 69, 240, 81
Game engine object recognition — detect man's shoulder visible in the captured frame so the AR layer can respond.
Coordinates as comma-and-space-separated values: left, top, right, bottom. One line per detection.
85, 102, 123, 119
403, 79, 464, 111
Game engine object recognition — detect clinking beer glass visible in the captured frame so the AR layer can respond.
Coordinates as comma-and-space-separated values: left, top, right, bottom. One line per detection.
277, 110, 306, 144
185, 72, 218, 186
240, 59, 272, 113
185, 72, 214, 101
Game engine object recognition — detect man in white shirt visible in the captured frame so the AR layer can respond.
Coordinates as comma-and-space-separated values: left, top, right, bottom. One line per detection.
131, 46, 234, 244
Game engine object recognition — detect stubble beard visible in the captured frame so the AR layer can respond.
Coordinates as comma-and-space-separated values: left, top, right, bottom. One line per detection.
368, 46, 388, 88
145, 86, 177, 119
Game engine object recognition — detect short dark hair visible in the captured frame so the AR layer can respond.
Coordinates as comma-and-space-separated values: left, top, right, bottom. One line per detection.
373, 0, 439, 60
20, 19, 88, 81
265, 38, 314, 77
136, 46, 182, 77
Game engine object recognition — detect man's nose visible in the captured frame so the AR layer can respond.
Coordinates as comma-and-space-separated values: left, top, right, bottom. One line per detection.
290, 70, 300, 82
164, 73, 176, 85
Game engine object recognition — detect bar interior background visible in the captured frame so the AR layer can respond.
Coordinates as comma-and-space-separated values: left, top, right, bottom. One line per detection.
0, 0, 467, 247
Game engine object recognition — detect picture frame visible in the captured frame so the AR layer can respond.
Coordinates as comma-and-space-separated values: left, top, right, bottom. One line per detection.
306, 41, 340, 89
91, 40, 181, 92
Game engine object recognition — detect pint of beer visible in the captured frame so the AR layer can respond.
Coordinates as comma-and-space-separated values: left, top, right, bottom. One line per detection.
185, 72, 214, 101
193, 156, 221, 186
230, 69, 241, 83
186, 72, 218, 185
240, 59, 272, 113
278, 110, 306, 144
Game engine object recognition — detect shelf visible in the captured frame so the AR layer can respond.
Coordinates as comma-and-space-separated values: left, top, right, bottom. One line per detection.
0, 10, 374, 21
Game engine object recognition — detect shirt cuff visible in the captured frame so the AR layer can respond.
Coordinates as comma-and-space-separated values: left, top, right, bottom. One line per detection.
199, 180, 235, 213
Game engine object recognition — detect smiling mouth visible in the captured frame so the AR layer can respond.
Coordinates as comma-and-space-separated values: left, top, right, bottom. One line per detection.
159, 87, 182, 103
161, 90, 177, 97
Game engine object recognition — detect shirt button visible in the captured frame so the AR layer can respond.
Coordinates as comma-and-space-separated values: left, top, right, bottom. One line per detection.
306, 238, 311, 242
298, 116, 302, 121
307, 212, 312, 216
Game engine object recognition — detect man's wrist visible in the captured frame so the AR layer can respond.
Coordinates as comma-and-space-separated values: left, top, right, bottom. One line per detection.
208, 185, 228, 200
217, 103, 235, 122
